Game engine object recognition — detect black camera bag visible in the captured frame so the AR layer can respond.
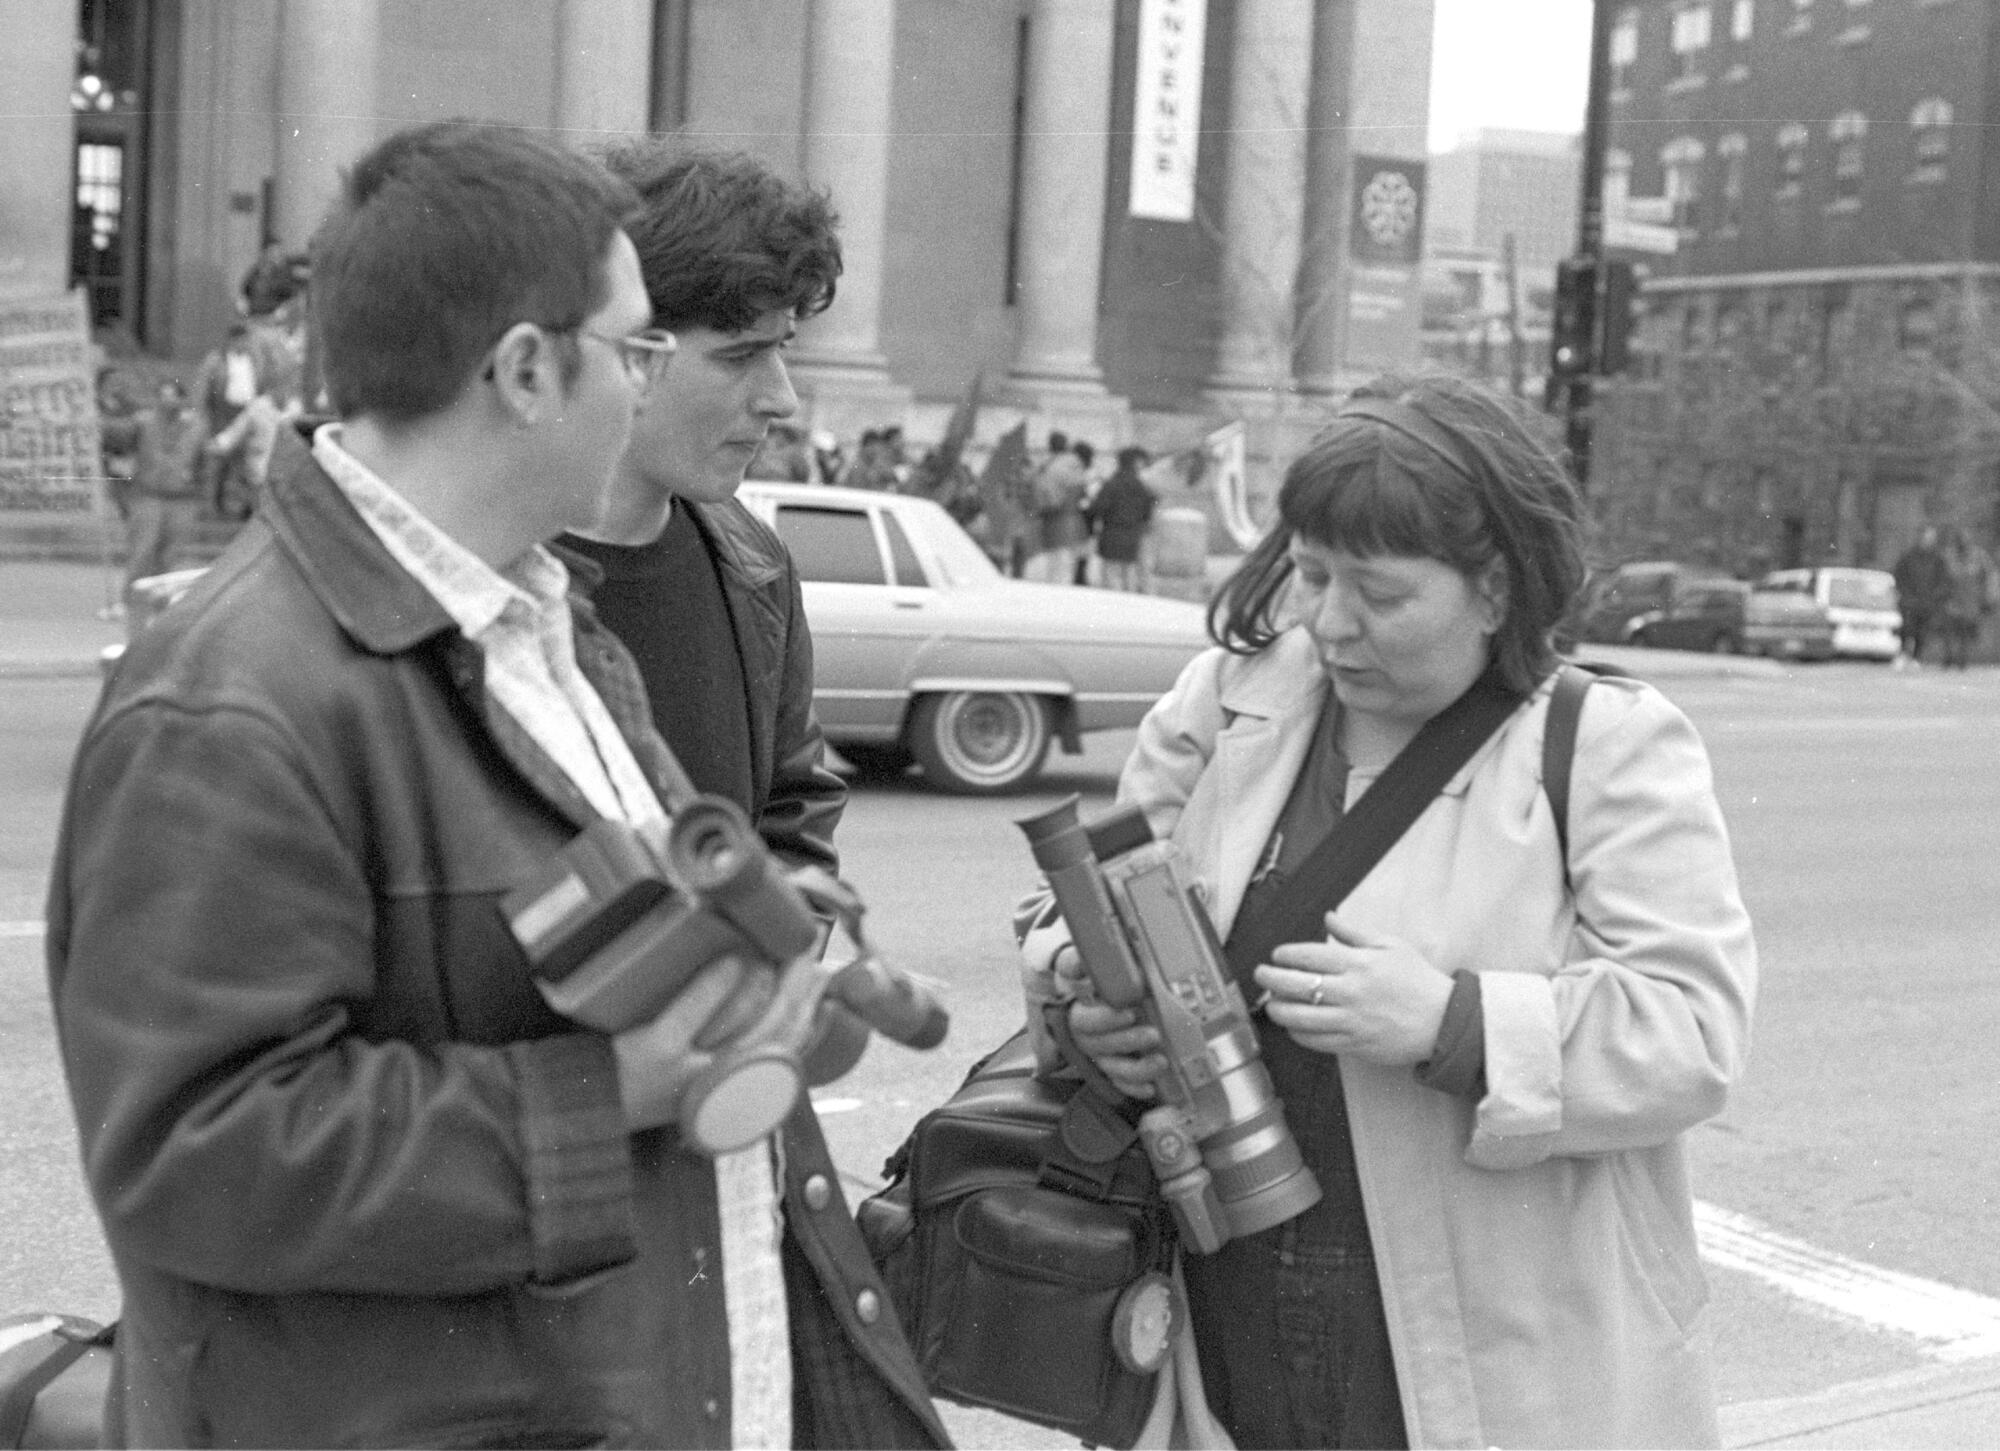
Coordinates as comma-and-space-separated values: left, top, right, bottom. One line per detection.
0, 1314, 113, 1450
856, 1029, 1175, 1450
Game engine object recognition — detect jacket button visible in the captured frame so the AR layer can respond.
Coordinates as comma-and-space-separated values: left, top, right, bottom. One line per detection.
703, 1398, 720, 1420
856, 1289, 881, 1325
803, 1174, 832, 1211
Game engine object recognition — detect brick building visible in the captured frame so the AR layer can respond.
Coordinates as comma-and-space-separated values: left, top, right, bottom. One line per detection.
1592, 0, 2000, 573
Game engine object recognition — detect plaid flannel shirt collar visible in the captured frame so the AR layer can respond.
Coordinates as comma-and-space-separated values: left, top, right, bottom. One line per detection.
311, 423, 565, 640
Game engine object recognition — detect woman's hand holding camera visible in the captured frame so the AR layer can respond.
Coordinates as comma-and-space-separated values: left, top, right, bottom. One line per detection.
1256, 913, 1453, 1067
1052, 945, 1166, 1100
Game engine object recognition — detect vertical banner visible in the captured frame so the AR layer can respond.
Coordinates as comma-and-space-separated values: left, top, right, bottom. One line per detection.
1129, 0, 1208, 222
0, 291, 103, 517
1345, 156, 1427, 368
1204, 421, 1258, 549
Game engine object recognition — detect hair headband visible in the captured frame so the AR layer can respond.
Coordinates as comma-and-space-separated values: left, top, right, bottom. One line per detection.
1334, 396, 1486, 489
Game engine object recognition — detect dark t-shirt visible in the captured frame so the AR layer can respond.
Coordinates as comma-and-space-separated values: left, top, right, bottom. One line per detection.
561, 508, 755, 813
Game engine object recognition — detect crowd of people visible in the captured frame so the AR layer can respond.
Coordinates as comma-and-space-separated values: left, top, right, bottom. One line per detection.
1891, 523, 1999, 669
96, 246, 312, 605
744, 418, 1170, 592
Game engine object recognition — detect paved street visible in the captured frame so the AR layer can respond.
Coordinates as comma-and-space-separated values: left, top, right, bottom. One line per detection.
5, 582, 2000, 1443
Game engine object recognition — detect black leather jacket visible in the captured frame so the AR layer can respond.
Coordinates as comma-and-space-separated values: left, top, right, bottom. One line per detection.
559, 494, 847, 880
46, 430, 946, 1449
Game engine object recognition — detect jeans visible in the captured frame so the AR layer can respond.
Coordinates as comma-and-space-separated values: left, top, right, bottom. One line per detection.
1179, 1026, 1407, 1449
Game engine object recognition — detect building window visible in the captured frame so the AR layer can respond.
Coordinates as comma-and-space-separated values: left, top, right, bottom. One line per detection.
1829, 111, 1867, 208
1717, 133, 1748, 232
1611, 7, 1640, 93
1662, 137, 1706, 231
1910, 97, 1952, 183
74, 141, 123, 257
1605, 147, 1634, 218
1763, 292, 1793, 350
1776, 122, 1809, 200
1732, 0, 1755, 40
1821, 283, 1854, 367
1682, 301, 1709, 351
1898, 288, 1937, 352
1717, 296, 1749, 344
1670, 3, 1712, 83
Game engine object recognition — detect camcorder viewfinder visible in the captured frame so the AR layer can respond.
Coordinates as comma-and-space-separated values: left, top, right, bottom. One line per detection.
1019, 795, 1322, 1253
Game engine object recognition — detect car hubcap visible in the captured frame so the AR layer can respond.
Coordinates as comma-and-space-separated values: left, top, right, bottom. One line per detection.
947, 695, 1033, 774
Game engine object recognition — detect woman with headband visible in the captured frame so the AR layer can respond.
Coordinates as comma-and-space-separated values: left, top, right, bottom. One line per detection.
1020, 373, 1757, 1448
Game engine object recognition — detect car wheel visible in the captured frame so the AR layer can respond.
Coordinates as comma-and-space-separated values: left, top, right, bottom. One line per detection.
836, 742, 914, 779
910, 691, 1052, 794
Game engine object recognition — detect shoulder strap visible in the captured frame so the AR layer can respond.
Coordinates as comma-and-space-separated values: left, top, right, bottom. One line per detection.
1223, 673, 1527, 980
1543, 663, 1593, 865
1543, 661, 1631, 865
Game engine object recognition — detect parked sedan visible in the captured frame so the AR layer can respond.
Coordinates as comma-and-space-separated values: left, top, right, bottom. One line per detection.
1751, 567, 1902, 661
739, 482, 1211, 792
1740, 586, 1837, 661
1627, 578, 1749, 653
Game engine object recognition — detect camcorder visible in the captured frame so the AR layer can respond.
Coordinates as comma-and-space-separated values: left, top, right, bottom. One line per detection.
1018, 796, 1322, 1253
504, 793, 947, 1155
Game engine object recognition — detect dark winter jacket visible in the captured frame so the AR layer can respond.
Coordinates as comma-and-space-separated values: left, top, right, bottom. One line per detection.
46, 428, 947, 1449
1084, 466, 1158, 563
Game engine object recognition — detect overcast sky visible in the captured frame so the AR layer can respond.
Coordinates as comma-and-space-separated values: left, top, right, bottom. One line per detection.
1429, 0, 1593, 152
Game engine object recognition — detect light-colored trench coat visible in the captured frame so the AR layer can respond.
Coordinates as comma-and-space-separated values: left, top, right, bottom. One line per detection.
1021, 629, 1757, 1449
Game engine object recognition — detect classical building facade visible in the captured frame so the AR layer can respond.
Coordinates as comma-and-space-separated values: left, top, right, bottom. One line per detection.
1594, 0, 2000, 572
2, 0, 1436, 463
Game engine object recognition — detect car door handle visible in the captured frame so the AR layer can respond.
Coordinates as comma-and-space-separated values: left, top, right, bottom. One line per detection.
892, 599, 924, 610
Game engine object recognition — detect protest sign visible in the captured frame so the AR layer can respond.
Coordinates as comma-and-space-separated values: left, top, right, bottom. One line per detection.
1, 290, 103, 518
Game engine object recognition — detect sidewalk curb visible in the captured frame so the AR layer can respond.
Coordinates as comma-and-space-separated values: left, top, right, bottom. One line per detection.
1572, 643, 1788, 681
0, 659, 102, 682
1721, 1355, 2000, 1447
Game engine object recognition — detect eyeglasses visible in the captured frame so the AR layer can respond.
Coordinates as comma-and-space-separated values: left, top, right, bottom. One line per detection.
580, 326, 678, 385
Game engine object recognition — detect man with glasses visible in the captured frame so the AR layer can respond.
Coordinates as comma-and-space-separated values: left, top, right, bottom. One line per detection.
556, 142, 949, 1449
47, 122, 873, 1448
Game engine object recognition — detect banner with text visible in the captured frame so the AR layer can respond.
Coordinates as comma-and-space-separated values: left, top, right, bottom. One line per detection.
1129, 0, 1208, 222
1344, 156, 1426, 368
1, 291, 102, 517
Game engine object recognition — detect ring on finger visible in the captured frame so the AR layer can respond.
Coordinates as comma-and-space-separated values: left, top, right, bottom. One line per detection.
1309, 980, 1326, 1007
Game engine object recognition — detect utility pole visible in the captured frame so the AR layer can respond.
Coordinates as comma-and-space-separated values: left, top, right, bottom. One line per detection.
1501, 232, 1525, 397
1555, 0, 1617, 491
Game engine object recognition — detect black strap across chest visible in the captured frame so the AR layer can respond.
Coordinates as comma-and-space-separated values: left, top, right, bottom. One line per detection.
1221, 672, 1528, 982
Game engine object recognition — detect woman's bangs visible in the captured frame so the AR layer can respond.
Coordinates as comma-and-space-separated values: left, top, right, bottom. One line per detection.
1284, 439, 1450, 560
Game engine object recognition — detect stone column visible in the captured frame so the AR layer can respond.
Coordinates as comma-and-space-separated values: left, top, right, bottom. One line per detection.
274, 0, 381, 248
1003, 0, 1126, 436
0, 0, 81, 301
790, 0, 909, 439
1205, 0, 1315, 408
1294, 0, 1358, 396
556, 0, 653, 144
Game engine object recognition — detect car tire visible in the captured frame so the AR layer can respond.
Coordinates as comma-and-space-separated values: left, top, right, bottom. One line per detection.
909, 691, 1052, 794
836, 742, 914, 779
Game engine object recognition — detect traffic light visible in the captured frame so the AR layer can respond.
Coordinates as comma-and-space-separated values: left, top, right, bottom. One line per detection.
1546, 257, 1596, 406
1599, 258, 1642, 375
